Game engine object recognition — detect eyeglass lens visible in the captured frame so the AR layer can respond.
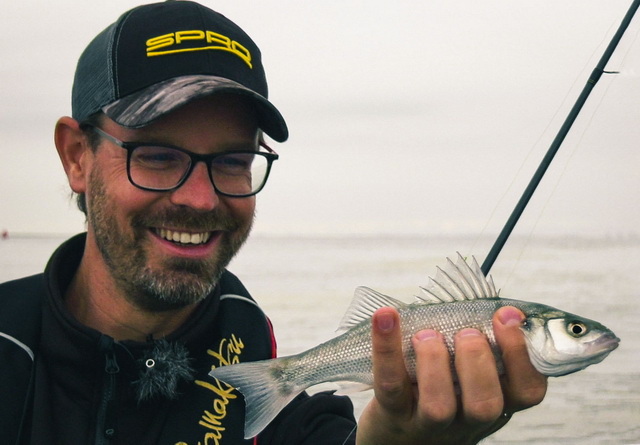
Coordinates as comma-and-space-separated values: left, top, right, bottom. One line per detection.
129, 146, 269, 196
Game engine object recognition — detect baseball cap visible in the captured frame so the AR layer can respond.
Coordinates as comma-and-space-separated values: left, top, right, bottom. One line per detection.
72, 0, 288, 142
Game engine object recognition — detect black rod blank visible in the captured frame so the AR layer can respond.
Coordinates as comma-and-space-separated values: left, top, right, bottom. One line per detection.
481, 0, 640, 275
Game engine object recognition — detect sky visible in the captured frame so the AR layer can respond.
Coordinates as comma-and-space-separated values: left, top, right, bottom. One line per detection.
1, 0, 639, 239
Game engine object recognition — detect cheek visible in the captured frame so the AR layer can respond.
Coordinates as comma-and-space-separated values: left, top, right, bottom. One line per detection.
522, 328, 548, 354
547, 320, 585, 357
224, 196, 256, 222
549, 332, 585, 356
87, 164, 159, 223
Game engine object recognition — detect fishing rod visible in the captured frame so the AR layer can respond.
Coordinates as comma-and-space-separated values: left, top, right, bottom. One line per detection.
481, 0, 640, 275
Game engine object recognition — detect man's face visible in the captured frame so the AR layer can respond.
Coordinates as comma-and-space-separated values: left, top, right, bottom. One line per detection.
84, 94, 258, 312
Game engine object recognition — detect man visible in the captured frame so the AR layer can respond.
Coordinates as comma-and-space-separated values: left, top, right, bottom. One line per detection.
0, 1, 547, 444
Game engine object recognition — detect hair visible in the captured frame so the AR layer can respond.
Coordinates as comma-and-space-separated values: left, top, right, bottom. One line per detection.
76, 112, 105, 215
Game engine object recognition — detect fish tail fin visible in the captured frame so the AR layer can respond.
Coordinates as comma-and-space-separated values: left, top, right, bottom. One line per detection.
209, 358, 305, 439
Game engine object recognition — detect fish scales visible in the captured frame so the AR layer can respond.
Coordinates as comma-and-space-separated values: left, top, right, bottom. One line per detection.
283, 297, 537, 386
276, 323, 376, 389
210, 254, 619, 439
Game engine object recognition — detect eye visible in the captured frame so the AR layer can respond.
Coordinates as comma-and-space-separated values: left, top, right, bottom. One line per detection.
568, 321, 588, 337
132, 146, 187, 169
520, 318, 533, 331
212, 154, 253, 173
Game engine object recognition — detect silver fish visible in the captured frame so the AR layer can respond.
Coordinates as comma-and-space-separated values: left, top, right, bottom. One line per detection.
209, 254, 619, 439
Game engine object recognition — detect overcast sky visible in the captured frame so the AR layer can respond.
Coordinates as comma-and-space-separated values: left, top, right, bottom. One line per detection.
1, 0, 639, 239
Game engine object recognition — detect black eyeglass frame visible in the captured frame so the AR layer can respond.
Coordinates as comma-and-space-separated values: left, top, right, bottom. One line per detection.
83, 124, 279, 198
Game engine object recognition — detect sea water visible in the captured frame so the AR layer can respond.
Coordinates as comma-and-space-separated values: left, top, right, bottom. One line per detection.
1, 233, 639, 444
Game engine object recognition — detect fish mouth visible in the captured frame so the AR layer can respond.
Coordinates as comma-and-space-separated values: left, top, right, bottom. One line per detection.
578, 332, 620, 369
591, 332, 620, 353
153, 228, 213, 246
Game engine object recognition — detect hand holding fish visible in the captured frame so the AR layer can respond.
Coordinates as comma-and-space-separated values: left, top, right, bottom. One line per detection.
356, 305, 548, 444
209, 254, 619, 440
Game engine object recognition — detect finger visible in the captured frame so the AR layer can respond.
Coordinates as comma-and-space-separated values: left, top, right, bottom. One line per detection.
371, 307, 413, 414
494, 306, 547, 411
454, 329, 504, 424
412, 329, 457, 426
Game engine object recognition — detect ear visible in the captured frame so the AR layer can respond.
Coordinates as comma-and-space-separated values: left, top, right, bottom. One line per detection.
54, 117, 93, 194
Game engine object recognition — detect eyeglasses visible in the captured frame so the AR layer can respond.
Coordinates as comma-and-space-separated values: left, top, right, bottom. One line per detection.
86, 125, 278, 197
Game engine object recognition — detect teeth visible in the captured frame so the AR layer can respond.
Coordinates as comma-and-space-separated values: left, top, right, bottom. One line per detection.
157, 228, 212, 245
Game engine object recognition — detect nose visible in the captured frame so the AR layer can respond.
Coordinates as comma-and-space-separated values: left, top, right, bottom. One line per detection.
169, 162, 219, 211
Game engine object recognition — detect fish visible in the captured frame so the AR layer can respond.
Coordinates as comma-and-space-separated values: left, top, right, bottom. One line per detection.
209, 253, 620, 439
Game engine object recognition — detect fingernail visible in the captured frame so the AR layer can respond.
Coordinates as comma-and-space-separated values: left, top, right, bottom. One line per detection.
376, 312, 395, 333
458, 328, 482, 337
415, 329, 438, 342
498, 307, 524, 327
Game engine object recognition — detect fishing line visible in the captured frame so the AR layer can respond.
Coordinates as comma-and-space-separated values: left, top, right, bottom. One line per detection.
532, 15, 640, 212
467, 22, 615, 262
340, 424, 357, 445
536, 25, 638, 215
501, 38, 640, 287
480, 0, 640, 275
612, 16, 640, 67
500, 16, 640, 287
501, 75, 616, 290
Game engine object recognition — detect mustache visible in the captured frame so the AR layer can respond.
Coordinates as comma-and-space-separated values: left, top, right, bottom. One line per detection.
132, 207, 243, 233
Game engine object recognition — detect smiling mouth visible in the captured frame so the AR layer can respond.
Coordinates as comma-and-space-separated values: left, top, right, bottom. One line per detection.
154, 228, 213, 245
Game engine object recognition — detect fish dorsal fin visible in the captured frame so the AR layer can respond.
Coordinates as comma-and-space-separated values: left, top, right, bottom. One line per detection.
415, 286, 447, 304
419, 273, 457, 303
455, 254, 484, 298
419, 253, 499, 302
446, 257, 479, 299
467, 255, 491, 298
337, 286, 407, 332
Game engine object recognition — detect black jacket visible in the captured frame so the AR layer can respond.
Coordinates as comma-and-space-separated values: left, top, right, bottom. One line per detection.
0, 234, 356, 444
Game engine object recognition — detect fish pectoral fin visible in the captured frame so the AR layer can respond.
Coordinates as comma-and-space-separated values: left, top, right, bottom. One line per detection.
334, 381, 374, 396
336, 286, 407, 332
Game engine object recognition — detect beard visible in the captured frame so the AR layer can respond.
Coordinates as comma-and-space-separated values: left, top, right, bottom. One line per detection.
87, 170, 252, 312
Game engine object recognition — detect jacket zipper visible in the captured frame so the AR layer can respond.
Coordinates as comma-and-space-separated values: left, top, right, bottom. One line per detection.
95, 336, 120, 445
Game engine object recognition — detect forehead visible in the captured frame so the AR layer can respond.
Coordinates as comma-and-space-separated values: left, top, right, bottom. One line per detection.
110, 93, 260, 145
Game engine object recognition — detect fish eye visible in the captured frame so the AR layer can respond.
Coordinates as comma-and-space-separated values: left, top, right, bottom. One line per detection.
568, 321, 588, 337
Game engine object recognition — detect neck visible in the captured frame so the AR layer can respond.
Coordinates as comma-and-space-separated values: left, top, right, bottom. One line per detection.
65, 245, 199, 342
